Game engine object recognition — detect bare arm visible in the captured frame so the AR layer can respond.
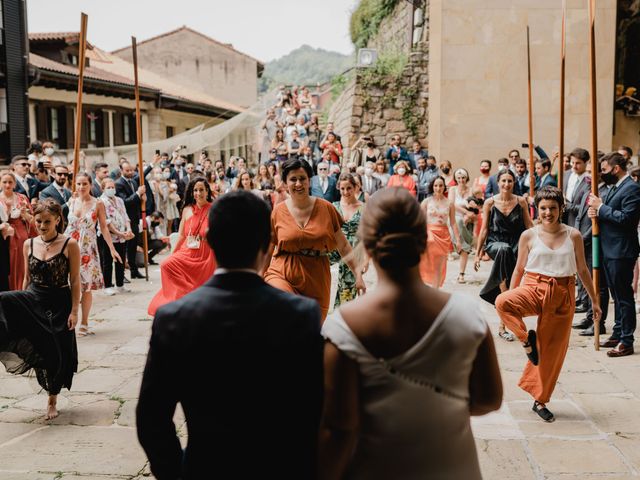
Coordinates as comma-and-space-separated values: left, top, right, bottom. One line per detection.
571, 229, 601, 320
172, 207, 189, 252
97, 202, 122, 263
318, 341, 360, 480
448, 202, 462, 249
21, 240, 30, 290
475, 199, 493, 258
66, 239, 81, 329
509, 230, 532, 289
520, 197, 534, 228
335, 228, 366, 293
469, 328, 503, 416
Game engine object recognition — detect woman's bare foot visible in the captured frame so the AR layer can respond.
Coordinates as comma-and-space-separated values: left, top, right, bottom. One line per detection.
45, 396, 59, 420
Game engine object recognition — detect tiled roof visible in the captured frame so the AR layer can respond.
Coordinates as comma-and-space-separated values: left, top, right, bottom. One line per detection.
29, 32, 94, 49
111, 26, 263, 67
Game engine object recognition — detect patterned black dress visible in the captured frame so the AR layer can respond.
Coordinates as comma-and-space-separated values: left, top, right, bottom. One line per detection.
0, 237, 77, 394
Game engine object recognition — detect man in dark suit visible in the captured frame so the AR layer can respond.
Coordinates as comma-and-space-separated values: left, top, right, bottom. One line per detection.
588, 152, 640, 357
571, 176, 609, 336
534, 159, 557, 189
513, 158, 530, 197
310, 161, 340, 202
11, 155, 47, 201
91, 162, 110, 198
116, 161, 148, 279
39, 165, 72, 219
362, 161, 383, 198
137, 191, 323, 480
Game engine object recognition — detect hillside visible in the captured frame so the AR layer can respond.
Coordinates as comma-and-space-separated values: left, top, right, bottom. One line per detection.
260, 45, 353, 92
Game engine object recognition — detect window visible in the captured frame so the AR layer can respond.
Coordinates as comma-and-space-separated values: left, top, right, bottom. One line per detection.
166, 126, 174, 138
50, 108, 59, 141
123, 114, 130, 144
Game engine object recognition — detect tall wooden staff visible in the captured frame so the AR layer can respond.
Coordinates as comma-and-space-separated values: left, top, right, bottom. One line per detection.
131, 37, 149, 281
71, 13, 88, 192
527, 26, 535, 210
588, 0, 600, 350
558, 0, 566, 193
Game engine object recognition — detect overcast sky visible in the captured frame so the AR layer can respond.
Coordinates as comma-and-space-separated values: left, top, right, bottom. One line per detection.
26, 0, 359, 62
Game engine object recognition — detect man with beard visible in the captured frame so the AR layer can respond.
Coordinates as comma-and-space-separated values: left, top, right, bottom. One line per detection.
310, 161, 339, 202
39, 165, 72, 219
416, 156, 439, 202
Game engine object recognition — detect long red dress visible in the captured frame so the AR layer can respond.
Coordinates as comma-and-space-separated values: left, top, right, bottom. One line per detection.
147, 202, 216, 316
0, 193, 33, 291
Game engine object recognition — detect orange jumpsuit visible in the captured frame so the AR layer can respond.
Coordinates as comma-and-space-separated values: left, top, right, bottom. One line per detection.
265, 198, 343, 320
495, 272, 575, 403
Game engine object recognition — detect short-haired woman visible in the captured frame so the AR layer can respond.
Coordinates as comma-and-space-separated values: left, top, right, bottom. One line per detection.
319, 188, 502, 479
0, 199, 81, 420
496, 187, 601, 422
148, 177, 216, 316
264, 159, 365, 320
387, 160, 417, 196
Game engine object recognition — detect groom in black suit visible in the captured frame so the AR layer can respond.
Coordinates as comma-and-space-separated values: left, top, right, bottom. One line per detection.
588, 152, 640, 357
137, 191, 323, 480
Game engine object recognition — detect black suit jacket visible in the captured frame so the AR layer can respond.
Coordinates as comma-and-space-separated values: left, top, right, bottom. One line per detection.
14, 176, 47, 201
39, 184, 72, 219
91, 178, 102, 198
310, 175, 340, 202
115, 166, 154, 232
137, 272, 323, 480
597, 176, 640, 259
564, 175, 591, 227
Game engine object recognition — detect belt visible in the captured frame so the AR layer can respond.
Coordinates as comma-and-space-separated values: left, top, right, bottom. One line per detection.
525, 272, 574, 309
278, 249, 329, 258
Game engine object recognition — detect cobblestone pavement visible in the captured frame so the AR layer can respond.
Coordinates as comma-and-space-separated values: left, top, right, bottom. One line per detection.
0, 257, 639, 479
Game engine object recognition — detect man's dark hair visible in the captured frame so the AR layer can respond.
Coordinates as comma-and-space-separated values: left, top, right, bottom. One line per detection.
618, 145, 633, 158
207, 191, 271, 269
151, 211, 165, 219
601, 151, 628, 171
570, 148, 590, 162
93, 161, 108, 172
515, 158, 527, 167
281, 158, 314, 182
497, 157, 509, 166
11, 155, 28, 165
480, 159, 492, 169
536, 159, 552, 171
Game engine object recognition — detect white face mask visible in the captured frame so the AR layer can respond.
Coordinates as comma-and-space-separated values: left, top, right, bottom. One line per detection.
397, 168, 407, 176
104, 188, 116, 198
364, 167, 373, 177
44, 148, 54, 156
162, 172, 170, 179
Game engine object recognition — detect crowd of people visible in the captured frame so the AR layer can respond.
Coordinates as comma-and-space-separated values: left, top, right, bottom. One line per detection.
0, 126, 639, 478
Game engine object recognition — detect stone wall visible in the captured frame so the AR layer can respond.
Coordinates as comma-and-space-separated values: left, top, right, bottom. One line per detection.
328, 78, 358, 154
367, 1, 414, 55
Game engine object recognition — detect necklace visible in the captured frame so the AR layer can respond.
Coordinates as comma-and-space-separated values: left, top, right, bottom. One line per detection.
41, 233, 59, 251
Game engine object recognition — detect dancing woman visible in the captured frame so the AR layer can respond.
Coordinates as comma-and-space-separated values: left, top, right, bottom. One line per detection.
449, 168, 474, 283
65, 173, 122, 336
148, 177, 216, 316
264, 159, 365, 320
419, 176, 461, 288
0, 199, 81, 419
495, 187, 601, 422
475, 169, 533, 341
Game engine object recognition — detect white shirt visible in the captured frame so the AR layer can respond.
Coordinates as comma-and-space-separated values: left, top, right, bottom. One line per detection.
14, 174, 29, 195
525, 226, 577, 277
566, 172, 586, 202
321, 177, 328, 193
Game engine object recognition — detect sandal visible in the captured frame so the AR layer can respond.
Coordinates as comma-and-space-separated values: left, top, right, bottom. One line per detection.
457, 273, 466, 284
532, 401, 555, 422
498, 328, 515, 342
77, 326, 94, 337
523, 330, 539, 365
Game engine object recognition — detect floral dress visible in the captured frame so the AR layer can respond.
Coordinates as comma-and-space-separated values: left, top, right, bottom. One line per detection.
330, 202, 362, 308
65, 198, 104, 292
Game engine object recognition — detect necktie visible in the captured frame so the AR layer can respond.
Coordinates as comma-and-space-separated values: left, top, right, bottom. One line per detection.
605, 186, 617, 203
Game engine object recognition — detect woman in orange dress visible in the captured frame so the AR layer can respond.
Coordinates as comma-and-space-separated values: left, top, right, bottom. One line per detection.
0, 172, 34, 290
473, 160, 492, 236
264, 159, 365, 320
419, 177, 461, 288
387, 160, 417, 196
148, 177, 216, 316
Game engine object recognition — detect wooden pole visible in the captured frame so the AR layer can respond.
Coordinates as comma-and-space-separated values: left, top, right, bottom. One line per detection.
71, 13, 88, 192
132, 37, 149, 281
588, 0, 600, 350
527, 26, 535, 207
558, 0, 566, 194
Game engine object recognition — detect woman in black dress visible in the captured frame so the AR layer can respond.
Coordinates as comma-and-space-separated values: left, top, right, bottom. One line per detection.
0, 199, 81, 420
475, 169, 533, 341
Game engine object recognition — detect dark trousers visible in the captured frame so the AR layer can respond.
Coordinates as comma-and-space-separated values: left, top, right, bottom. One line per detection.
584, 242, 609, 324
126, 229, 141, 276
148, 239, 164, 261
602, 257, 636, 346
100, 239, 127, 288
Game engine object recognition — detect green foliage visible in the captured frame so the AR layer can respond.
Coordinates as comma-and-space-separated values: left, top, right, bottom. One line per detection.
401, 85, 420, 136
259, 45, 354, 92
358, 51, 408, 108
350, 0, 401, 48
331, 72, 351, 100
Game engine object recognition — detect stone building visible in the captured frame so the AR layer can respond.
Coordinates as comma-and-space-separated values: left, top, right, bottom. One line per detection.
332, 0, 634, 173
112, 26, 264, 109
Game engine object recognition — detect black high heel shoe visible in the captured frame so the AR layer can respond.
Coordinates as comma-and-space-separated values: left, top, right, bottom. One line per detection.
523, 330, 538, 366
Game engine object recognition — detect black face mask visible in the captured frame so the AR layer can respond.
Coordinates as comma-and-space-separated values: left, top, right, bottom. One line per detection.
441, 167, 451, 175
427, 164, 436, 171
601, 171, 618, 185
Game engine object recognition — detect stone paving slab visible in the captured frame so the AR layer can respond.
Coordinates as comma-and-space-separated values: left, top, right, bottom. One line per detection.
0, 257, 639, 479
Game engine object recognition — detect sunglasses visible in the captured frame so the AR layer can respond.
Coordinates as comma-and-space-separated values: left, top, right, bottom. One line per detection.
318, 168, 328, 171
509, 154, 519, 158
16, 163, 29, 167
56, 172, 69, 177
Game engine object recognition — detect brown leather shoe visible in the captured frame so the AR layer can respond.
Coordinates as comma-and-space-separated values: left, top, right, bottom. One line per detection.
607, 343, 635, 358
600, 338, 619, 348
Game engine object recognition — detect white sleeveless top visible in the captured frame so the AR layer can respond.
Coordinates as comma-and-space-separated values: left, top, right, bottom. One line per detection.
322, 293, 486, 480
525, 225, 577, 277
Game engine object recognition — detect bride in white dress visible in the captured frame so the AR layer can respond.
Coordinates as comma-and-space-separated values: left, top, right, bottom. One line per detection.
319, 187, 503, 480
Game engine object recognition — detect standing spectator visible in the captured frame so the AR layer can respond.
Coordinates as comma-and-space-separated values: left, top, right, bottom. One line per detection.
361, 161, 383, 198
320, 132, 343, 165
307, 114, 321, 155
310, 162, 340, 203
387, 160, 417, 197
0, 200, 12, 291
564, 148, 591, 229
319, 121, 341, 145
295, 115, 308, 140
0, 171, 33, 290
137, 191, 323, 480
408, 140, 427, 169
41, 142, 63, 167
288, 129, 303, 160
588, 152, 640, 357
513, 158, 530, 197
618, 145, 633, 163
12, 155, 45, 202
100, 177, 133, 295
416, 156, 439, 202
256, 164, 274, 192
535, 159, 557, 189
39, 165, 72, 219
145, 211, 167, 265
319, 188, 501, 480
385, 134, 411, 172
373, 159, 391, 187
299, 145, 315, 171
272, 129, 289, 163
91, 162, 110, 197
350, 136, 381, 167
439, 159, 455, 187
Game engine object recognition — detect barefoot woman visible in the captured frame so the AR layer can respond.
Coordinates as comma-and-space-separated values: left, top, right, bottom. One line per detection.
265, 159, 365, 320
0, 199, 81, 419
495, 187, 601, 422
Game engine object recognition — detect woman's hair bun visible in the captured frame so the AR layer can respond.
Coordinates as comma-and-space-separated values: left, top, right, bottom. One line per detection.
375, 232, 421, 269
